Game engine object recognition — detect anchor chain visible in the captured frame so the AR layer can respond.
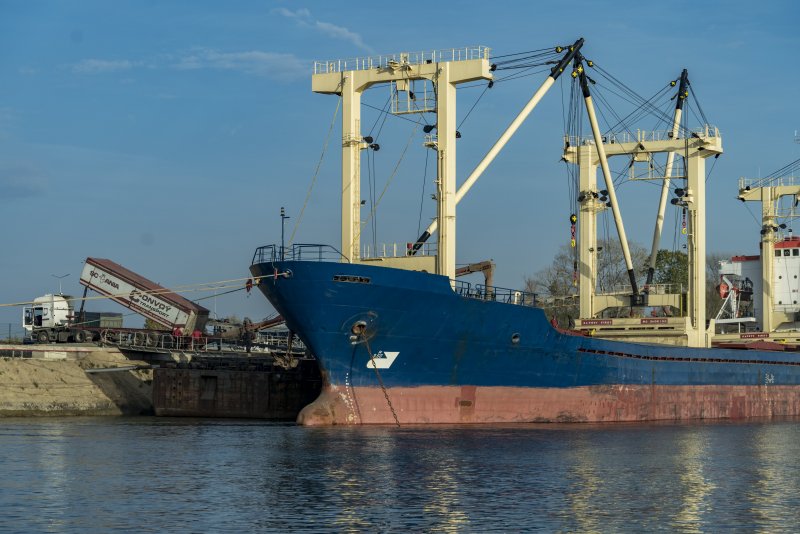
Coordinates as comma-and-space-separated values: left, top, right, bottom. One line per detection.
275, 331, 298, 369
363, 338, 401, 427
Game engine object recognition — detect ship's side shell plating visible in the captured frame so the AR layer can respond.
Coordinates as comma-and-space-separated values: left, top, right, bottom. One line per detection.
252, 260, 800, 425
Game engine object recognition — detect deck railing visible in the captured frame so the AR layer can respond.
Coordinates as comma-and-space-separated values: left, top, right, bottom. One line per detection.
314, 46, 490, 75
361, 242, 438, 259
100, 329, 305, 354
564, 125, 720, 148
739, 174, 800, 192
454, 280, 537, 307
599, 283, 685, 296
252, 244, 348, 265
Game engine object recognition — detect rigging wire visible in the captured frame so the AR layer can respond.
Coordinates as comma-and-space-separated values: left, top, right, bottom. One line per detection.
361, 102, 429, 125
417, 148, 431, 238
492, 50, 558, 62
457, 84, 490, 131
366, 147, 376, 252
749, 157, 800, 189
458, 65, 553, 90
705, 155, 720, 183
366, 99, 392, 252
687, 81, 710, 125
560, 59, 720, 281
743, 203, 763, 228
0, 275, 262, 309
590, 64, 690, 136
353, 118, 423, 247
289, 96, 342, 246
368, 93, 393, 136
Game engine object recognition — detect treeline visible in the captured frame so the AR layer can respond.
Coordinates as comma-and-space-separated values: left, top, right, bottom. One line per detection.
524, 239, 727, 325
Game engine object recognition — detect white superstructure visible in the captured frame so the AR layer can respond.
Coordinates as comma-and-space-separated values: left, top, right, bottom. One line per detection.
718, 236, 800, 331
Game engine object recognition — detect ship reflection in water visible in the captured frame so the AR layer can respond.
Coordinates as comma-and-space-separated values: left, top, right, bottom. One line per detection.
747, 424, 800, 528
671, 429, 715, 531
2, 418, 800, 531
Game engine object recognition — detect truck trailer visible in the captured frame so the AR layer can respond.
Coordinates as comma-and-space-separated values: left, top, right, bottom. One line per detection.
23, 258, 210, 343
79, 258, 209, 333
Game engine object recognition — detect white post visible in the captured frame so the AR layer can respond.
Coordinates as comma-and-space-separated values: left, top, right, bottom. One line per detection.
761, 187, 775, 333
341, 76, 362, 262
685, 150, 707, 347
577, 144, 599, 319
436, 63, 459, 280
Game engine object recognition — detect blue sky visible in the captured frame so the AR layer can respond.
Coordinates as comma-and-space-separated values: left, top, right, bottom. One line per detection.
1, 0, 798, 330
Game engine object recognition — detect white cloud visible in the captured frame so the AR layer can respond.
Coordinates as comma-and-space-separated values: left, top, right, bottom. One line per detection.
173, 49, 307, 80
67, 49, 307, 81
315, 21, 372, 53
273, 7, 311, 22
274, 7, 374, 54
72, 59, 139, 74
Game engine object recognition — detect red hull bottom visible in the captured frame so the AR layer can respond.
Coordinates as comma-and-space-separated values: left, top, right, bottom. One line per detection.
296, 384, 800, 425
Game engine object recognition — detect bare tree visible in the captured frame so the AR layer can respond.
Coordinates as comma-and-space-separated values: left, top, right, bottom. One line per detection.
525, 239, 647, 325
526, 244, 731, 325
525, 239, 648, 297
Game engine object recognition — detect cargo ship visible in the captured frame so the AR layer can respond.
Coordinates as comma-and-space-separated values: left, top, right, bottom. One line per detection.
251, 40, 800, 425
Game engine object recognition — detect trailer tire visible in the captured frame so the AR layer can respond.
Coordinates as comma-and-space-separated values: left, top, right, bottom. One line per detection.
74, 330, 86, 343
37, 331, 49, 343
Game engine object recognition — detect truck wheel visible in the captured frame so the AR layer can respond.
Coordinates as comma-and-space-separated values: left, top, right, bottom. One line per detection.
74, 330, 86, 343
37, 331, 49, 343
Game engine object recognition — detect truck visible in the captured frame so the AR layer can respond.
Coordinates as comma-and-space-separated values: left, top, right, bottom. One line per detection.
23, 257, 210, 343
22, 294, 123, 343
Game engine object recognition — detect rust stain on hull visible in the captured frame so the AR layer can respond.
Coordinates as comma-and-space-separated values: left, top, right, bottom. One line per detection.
296, 384, 800, 425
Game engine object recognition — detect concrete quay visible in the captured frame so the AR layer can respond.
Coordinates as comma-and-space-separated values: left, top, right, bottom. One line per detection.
0, 344, 153, 417
0, 344, 321, 421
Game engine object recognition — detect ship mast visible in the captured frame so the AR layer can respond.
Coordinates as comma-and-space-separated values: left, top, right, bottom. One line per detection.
646, 69, 690, 286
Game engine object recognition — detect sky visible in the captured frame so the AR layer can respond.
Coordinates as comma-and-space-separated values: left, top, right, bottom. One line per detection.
1, 0, 798, 333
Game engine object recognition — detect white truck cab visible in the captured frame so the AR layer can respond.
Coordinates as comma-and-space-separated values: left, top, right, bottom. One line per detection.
22, 294, 74, 339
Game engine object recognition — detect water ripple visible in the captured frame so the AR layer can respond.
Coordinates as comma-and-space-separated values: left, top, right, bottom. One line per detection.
2, 418, 800, 532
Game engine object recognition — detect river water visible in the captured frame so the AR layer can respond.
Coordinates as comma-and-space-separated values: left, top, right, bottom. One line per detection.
1, 417, 799, 533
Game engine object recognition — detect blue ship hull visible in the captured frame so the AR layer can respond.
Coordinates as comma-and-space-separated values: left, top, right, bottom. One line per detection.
251, 254, 800, 425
